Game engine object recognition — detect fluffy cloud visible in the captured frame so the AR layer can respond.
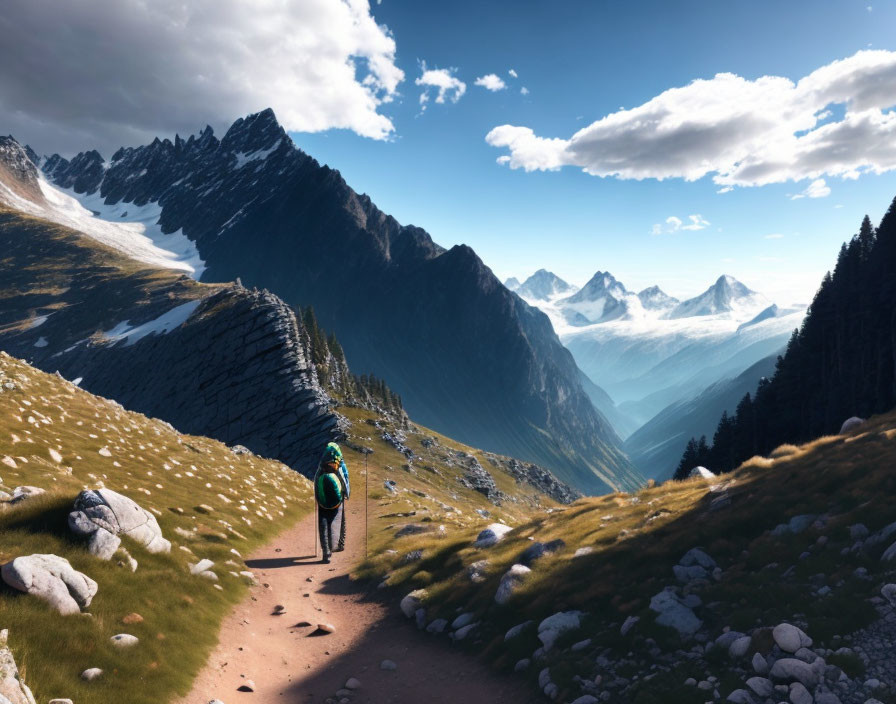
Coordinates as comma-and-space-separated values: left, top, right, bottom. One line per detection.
651, 214, 710, 235
475, 74, 507, 92
486, 50, 896, 191
508, 69, 518, 78
0, 0, 404, 155
791, 178, 831, 199
416, 64, 466, 109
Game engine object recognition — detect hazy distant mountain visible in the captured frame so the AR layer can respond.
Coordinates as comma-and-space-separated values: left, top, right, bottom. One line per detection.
515, 269, 576, 301
625, 354, 779, 480
504, 276, 521, 291
668, 275, 768, 319
637, 285, 679, 313
560, 270, 639, 324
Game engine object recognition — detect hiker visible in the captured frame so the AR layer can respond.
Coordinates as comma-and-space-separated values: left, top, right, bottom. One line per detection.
314, 442, 350, 563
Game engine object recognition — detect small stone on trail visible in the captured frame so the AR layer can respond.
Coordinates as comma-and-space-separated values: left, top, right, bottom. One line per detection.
81, 667, 103, 681
380, 659, 398, 670
345, 677, 361, 689
237, 680, 256, 692
110, 633, 139, 649
317, 623, 336, 633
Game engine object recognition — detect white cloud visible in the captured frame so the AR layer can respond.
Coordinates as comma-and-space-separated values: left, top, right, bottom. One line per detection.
764, 233, 785, 239
509, 69, 518, 79
416, 64, 466, 110
475, 74, 507, 92
652, 214, 710, 234
486, 49, 896, 192
521, 87, 530, 96
0, 0, 405, 154
791, 178, 831, 199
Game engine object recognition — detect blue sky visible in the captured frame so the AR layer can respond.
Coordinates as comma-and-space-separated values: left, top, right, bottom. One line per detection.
291, 0, 896, 305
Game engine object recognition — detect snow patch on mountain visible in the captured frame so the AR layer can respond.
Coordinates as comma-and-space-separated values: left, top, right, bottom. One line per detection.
32, 179, 205, 278
100, 299, 203, 347
515, 269, 577, 301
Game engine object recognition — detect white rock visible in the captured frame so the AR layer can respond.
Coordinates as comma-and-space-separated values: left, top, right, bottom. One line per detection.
839, 416, 865, 434
110, 634, 138, 649
537, 611, 582, 651
68, 489, 171, 558
80, 668, 103, 681
474, 523, 512, 547
881, 584, 896, 605
789, 682, 813, 704
504, 620, 533, 641
769, 658, 818, 689
745, 676, 773, 697
0, 630, 37, 704
680, 548, 716, 569
494, 564, 530, 605
752, 652, 768, 675
725, 689, 753, 704
190, 559, 215, 575
574, 547, 594, 558
9, 486, 46, 504
772, 623, 811, 653
620, 615, 639, 636
451, 612, 476, 630
400, 589, 426, 618
1, 554, 97, 615
649, 588, 701, 636
729, 635, 752, 659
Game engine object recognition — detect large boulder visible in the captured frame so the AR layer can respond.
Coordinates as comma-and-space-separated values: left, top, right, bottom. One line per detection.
519, 539, 565, 566
649, 588, 701, 636
839, 416, 865, 434
68, 489, 171, 559
687, 466, 715, 480
495, 564, 531, 605
537, 611, 583, 650
772, 623, 812, 653
1, 554, 97, 615
769, 658, 818, 690
474, 523, 513, 547
0, 630, 36, 704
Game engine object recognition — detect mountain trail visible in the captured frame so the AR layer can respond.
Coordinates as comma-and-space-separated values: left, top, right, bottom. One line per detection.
176, 499, 538, 703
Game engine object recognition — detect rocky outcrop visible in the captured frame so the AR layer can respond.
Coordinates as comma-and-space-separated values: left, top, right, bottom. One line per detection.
50, 286, 339, 475
0, 630, 36, 704
68, 489, 171, 558
0, 206, 340, 476
1, 554, 97, 615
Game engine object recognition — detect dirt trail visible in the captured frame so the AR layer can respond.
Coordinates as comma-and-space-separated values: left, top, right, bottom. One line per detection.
176, 499, 538, 703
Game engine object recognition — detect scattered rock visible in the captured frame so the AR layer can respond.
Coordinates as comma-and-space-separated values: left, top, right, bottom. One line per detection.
504, 620, 533, 641
0, 630, 37, 704
400, 589, 426, 618
122, 612, 144, 624
649, 588, 701, 636
1, 553, 97, 615
839, 416, 865, 434
7, 486, 46, 505
772, 623, 812, 653
520, 539, 565, 566
537, 610, 582, 650
474, 523, 513, 547
81, 668, 103, 681
380, 659, 397, 670
68, 488, 171, 559
110, 633, 139, 649
620, 615, 639, 636
769, 658, 818, 689
495, 564, 531, 605
345, 677, 361, 690
237, 679, 256, 692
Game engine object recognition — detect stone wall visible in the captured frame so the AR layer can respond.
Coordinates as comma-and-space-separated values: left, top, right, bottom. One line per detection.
41, 286, 339, 476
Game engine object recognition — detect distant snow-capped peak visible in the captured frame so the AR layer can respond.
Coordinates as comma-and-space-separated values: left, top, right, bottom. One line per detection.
668, 275, 768, 319
637, 285, 679, 312
516, 269, 576, 301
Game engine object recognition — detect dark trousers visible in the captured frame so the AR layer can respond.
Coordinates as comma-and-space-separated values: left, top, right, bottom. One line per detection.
318, 503, 345, 557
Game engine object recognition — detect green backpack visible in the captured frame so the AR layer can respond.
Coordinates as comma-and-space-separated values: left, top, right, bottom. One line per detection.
315, 464, 343, 509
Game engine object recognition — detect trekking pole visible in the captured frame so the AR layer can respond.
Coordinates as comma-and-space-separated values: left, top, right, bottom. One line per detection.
365, 451, 369, 559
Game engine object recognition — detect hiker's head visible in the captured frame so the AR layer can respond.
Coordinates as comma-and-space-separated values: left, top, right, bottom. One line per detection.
323, 442, 342, 463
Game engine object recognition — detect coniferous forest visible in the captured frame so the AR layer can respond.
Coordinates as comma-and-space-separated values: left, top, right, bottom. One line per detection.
675, 202, 896, 479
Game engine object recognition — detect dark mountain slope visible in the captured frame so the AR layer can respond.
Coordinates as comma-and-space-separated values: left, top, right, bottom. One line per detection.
35, 109, 641, 494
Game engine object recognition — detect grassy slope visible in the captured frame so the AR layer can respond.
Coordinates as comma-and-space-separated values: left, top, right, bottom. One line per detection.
0, 353, 559, 701
0, 352, 312, 703
363, 410, 896, 702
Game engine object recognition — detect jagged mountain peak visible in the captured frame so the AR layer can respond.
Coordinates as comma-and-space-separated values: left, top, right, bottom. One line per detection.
516, 269, 575, 301
504, 277, 521, 291
221, 107, 288, 155
565, 270, 626, 303
0, 135, 44, 204
668, 274, 767, 319
637, 285, 679, 311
